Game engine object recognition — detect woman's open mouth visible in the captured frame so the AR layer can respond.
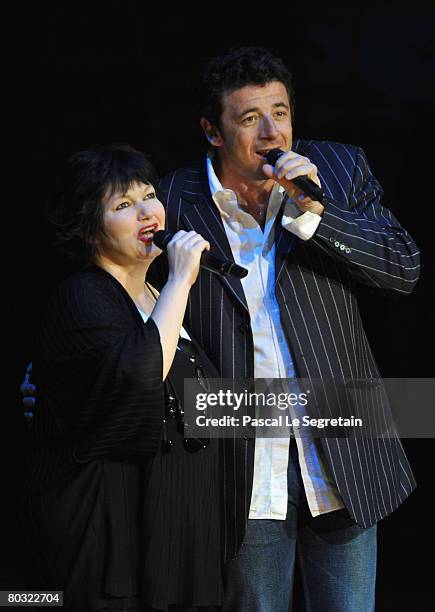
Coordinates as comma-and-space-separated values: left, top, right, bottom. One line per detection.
137, 223, 158, 243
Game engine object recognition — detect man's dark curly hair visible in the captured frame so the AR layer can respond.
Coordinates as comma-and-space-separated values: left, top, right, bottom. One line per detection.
199, 46, 296, 128
46, 144, 158, 267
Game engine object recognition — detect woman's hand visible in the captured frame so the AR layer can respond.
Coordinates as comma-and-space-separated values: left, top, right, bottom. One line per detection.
166, 230, 210, 288
149, 230, 209, 380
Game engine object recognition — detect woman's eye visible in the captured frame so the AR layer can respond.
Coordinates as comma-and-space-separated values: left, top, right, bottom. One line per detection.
116, 201, 130, 210
143, 192, 156, 201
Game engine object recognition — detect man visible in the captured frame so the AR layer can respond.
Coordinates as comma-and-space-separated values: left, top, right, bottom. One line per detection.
152, 47, 420, 611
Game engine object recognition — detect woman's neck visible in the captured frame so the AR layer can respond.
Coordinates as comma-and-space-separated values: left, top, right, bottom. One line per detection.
95, 257, 152, 306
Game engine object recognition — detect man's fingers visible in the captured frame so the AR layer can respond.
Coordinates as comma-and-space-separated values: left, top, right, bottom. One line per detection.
280, 163, 316, 181
23, 397, 36, 409
272, 153, 320, 185
20, 383, 36, 396
24, 362, 32, 384
262, 163, 275, 179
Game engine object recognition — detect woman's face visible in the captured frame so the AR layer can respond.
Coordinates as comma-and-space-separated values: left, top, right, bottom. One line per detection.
96, 181, 165, 266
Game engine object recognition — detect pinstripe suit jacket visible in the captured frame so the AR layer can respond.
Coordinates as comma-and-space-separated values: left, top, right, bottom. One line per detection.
152, 140, 420, 561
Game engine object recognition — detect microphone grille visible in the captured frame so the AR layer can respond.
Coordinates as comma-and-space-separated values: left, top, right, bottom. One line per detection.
153, 229, 172, 250
265, 149, 285, 166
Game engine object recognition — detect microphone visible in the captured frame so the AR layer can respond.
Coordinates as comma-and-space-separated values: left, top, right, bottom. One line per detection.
265, 149, 329, 206
153, 230, 248, 279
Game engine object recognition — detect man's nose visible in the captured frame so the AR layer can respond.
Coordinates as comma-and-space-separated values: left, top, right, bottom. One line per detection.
260, 115, 279, 138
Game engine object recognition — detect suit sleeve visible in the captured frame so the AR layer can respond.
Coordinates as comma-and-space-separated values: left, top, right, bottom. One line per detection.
312, 146, 420, 295
32, 274, 165, 462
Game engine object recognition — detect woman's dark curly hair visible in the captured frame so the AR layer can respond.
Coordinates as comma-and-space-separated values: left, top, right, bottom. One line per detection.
199, 46, 296, 128
46, 144, 158, 267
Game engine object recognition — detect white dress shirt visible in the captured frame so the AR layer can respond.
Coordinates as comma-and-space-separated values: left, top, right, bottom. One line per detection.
206, 155, 344, 519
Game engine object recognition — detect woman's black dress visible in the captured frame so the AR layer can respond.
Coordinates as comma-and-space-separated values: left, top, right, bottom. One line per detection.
20, 266, 223, 611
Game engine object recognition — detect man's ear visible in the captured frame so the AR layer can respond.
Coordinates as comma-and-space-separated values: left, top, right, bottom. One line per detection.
200, 117, 223, 147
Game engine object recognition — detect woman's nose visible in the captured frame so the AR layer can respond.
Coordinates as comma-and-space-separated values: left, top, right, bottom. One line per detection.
137, 201, 152, 219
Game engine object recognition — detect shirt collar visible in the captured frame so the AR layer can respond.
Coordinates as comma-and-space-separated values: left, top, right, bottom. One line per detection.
205, 152, 286, 224
206, 151, 225, 198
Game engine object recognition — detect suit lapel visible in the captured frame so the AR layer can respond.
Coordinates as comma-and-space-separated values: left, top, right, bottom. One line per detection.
274, 139, 331, 285
179, 177, 249, 312
275, 198, 297, 286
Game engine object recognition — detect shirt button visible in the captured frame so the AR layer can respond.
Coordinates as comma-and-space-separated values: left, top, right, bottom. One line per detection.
340, 244, 345, 250
334, 241, 340, 248
345, 247, 351, 254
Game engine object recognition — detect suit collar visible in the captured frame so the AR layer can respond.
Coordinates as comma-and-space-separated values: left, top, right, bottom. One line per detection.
178, 159, 249, 312
274, 203, 297, 285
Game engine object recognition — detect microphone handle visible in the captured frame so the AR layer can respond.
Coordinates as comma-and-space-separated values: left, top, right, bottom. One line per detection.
200, 252, 246, 277
153, 230, 248, 279
292, 175, 328, 205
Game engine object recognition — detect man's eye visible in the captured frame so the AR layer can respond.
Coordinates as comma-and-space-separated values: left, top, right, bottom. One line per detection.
275, 111, 287, 118
116, 201, 130, 210
143, 192, 156, 200
243, 116, 257, 125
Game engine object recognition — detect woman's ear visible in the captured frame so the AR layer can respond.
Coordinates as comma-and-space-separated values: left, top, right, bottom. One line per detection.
200, 117, 223, 147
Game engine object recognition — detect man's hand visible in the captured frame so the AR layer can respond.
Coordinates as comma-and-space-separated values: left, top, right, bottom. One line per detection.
263, 150, 325, 216
20, 362, 36, 422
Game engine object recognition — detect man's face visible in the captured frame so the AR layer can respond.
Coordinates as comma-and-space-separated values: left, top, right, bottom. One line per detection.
213, 81, 292, 182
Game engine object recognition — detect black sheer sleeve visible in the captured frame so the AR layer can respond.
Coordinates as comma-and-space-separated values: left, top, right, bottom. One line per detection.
32, 268, 165, 461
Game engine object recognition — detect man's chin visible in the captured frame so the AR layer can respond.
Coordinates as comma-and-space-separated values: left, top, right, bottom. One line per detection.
238, 161, 272, 183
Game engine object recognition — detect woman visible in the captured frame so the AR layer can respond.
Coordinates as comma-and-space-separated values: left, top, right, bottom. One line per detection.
20, 144, 223, 611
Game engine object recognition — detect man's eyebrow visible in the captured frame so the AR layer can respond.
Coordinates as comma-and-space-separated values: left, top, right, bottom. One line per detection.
238, 102, 290, 117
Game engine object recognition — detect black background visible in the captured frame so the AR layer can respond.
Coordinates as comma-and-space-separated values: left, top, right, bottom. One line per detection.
2, 4, 435, 610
